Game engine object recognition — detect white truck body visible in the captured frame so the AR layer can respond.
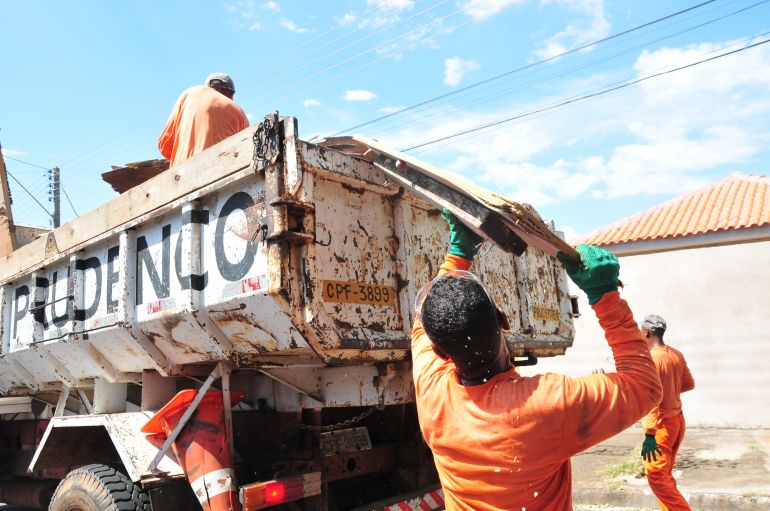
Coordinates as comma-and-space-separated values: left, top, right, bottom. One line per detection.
0, 115, 575, 510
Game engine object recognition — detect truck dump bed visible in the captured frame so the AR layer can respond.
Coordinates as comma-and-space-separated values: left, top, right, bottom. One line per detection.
0, 115, 574, 393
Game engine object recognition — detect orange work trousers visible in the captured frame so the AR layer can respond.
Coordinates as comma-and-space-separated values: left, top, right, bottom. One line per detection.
644, 413, 691, 511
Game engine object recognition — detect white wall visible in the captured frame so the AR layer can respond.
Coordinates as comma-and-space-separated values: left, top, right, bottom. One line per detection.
521, 240, 770, 428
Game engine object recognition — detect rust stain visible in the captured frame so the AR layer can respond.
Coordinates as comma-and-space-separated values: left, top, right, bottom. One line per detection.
341, 182, 365, 195
226, 202, 263, 241
368, 322, 386, 333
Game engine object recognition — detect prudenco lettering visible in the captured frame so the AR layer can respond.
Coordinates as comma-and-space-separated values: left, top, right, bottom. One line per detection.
7, 192, 264, 336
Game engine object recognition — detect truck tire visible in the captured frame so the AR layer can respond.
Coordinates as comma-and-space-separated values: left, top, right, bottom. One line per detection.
49, 464, 151, 511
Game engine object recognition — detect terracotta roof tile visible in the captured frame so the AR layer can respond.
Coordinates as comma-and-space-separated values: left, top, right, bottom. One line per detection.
578, 172, 770, 246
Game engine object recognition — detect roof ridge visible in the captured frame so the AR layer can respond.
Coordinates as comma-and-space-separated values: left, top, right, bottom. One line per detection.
577, 172, 770, 246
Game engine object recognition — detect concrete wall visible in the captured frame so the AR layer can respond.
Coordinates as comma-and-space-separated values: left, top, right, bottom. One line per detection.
521, 239, 770, 428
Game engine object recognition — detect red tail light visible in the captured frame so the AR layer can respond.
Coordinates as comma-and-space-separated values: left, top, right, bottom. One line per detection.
241, 472, 321, 510
264, 482, 286, 505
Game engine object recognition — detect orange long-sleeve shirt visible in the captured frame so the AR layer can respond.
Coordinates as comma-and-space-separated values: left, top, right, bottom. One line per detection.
641, 345, 694, 435
412, 254, 663, 511
158, 85, 249, 168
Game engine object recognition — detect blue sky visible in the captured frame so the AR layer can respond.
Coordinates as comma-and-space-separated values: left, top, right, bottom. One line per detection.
2, 0, 769, 238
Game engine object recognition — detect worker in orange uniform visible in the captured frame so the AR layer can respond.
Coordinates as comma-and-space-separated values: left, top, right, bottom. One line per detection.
158, 73, 249, 168
412, 209, 663, 511
639, 314, 695, 511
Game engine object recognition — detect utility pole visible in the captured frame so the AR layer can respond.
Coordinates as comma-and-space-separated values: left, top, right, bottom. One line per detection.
52, 166, 61, 228
0, 142, 18, 255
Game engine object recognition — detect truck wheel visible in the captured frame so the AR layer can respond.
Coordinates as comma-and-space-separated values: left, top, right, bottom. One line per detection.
49, 464, 150, 511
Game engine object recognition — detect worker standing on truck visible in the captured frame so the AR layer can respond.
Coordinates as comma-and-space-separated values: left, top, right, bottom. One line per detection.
411, 209, 663, 511
158, 73, 249, 168
639, 314, 695, 511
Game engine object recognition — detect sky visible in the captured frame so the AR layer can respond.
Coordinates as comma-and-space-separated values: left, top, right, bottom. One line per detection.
1, 0, 769, 239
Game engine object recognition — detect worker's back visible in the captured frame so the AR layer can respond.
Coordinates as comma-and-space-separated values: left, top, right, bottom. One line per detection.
413, 254, 662, 511
647, 345, 694, 421
158, 85, 249, 168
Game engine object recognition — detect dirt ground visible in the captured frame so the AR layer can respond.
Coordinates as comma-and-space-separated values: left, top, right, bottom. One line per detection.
571, 425, 770, 510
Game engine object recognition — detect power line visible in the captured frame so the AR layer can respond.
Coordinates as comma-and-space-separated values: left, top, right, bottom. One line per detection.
57, 0, 454, 174
370, 0, 770, 139
5, 168, 52, 218
402, 35, 770, 151
407, 29, 770, 157
331, 0, 724, 136
239, 0, 454, 97
62, 186, 79, 218
3, 155, 52, 171
256, 9, 475, 105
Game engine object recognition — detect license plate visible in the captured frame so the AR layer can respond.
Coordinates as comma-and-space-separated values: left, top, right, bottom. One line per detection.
320, 427, 372, 456
321, 280, 396, 308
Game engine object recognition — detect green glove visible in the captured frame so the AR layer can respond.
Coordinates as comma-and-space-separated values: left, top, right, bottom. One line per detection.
641, 434, 662, 462
441, 208, 484, 260
556, 244, 619, 305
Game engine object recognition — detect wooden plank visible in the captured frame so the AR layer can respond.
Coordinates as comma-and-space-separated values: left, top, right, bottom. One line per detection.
101, 159, 169, 193
0, 151, 18, 256
0, 123, 264, 283
320, 135, 579, 261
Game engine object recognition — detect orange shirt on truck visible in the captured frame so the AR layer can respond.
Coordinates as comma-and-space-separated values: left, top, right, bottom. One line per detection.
412, 254, 663, 511
158, 85, 249, 168
642, 345, 695, 434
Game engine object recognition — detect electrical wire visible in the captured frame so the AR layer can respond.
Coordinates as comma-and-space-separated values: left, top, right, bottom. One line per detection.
5, 169, 52, 218
402, 35, 770, 151
370, 0, 770, 139
57, 0, 454, 173
331, 0, 726, 136
406, 32, 770, 156
256, 11, 475, 105
239, 0, 454, 96
62, 186, 79, 217
3, 155, 52, 171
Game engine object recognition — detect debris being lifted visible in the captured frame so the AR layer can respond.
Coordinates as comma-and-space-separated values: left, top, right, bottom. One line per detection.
101, 158, 170, 193
320, 135, 579, 262
0, 114, 577, 510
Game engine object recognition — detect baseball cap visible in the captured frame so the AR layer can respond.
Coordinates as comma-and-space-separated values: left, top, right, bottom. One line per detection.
205, 72, 235, 92
641, 314, 666, 332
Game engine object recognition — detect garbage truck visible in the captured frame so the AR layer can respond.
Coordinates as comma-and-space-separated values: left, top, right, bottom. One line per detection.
0, 114, 577, 510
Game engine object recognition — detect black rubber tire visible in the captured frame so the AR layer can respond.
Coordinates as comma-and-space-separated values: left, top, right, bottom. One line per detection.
49, 464, 151, 511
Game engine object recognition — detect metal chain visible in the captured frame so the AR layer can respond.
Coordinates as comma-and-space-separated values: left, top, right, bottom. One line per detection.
253, 113, 280, 168
297, 405, 382, 432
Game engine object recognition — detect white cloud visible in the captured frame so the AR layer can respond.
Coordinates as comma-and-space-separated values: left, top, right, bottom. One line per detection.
375, 36, 770, 206
303, 98, 322, 108
338, 13, 356, 26
444, 57, 480, 86
378, 106, 405, 114
536, 0, 611, 59
246, 113, 255, 121
374, 19, 453, 61
355, 0, 415, 29
1, 148, 26, 157
367, 0, 414, 10
227, 1, 263, 30
343, 89, 377, 102
280, 19, 308, 34
462, 0, 524, 21
262, 1, 280, 12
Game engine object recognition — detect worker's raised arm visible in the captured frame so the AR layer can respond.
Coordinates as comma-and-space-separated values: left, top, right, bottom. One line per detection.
681, 358, 695, 393
411, 210, 482, 383
551, 245, 663, 457
411, 253, 471, 377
